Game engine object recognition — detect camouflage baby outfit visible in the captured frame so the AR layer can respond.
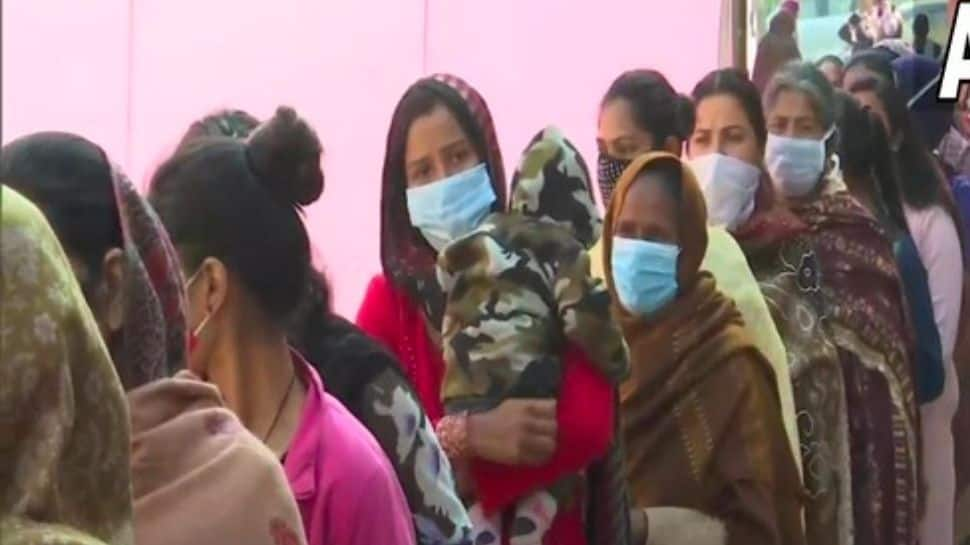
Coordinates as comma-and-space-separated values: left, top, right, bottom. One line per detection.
437, 126, 629, 545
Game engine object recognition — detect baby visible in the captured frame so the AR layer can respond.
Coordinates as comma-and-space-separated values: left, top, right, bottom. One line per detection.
437, 126, 628, 545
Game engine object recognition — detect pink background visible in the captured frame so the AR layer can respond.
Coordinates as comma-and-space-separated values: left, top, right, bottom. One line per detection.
3, 0, 722, 315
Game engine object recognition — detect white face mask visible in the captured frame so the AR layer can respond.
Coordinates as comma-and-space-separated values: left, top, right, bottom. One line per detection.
689, 153, 761, 230
764, 128, 835, 198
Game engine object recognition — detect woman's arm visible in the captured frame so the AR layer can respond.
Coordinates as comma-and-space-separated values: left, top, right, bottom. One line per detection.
895, 236, 946, 403
470, 344, 615, 513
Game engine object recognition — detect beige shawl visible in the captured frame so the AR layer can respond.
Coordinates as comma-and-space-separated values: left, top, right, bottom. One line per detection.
128, 372, 306, 545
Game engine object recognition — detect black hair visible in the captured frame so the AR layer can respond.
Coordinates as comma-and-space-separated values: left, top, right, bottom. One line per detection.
834, 91, 909, 235
817, 55, 845, 70
913, 13, 930, 37
849, 77, 944, 210
0, 132, 121, 288
691, 68, 768, 148
149, 106, 324, 324
845, 50, 896, 83
286, 268, 410, 415
177, 109, 259, 152
601, 70, 695, 148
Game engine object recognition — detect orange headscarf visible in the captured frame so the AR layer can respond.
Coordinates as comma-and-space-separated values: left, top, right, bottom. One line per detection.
602, 152, 708, 298
602, 153, 805, 545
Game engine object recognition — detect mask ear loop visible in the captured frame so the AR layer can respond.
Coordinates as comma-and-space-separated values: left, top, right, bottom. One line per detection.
184, 267, 213, 345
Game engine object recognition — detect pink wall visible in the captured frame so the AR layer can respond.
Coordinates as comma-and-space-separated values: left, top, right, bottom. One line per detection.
3, 0, 721, 316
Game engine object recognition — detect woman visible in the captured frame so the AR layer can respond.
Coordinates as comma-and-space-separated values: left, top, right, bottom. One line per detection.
148, 107, 414, 545
600, 68, 801, 474
603, 152, 805, 545
842, 49, 895, 91
835, 90, 949, 408
179, 109, 473, 545
0, 132, 308, 545
356, 74, 626, 545
688, 71, 868, 544
0, 185, 133, 545
761, 62, 918, 545
850, 75, 964, 545
752, 11, 802, 94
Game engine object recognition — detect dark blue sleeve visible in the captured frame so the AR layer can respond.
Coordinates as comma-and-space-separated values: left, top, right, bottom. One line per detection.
951, 176, 970, 264
894, 235, 945, 404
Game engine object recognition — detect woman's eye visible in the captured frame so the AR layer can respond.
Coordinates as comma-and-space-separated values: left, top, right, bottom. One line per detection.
450, 150, 468, 164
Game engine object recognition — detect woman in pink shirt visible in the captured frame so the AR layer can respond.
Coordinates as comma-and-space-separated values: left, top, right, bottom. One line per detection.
851, 75, 966, 545
149, 106, 415, 545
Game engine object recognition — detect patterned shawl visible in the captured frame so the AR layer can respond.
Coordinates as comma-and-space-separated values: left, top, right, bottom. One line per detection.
380, 74, 506, 330
0, 186, 134, 545
792, 175, 918, 545
603, 154, 805, 545
738, 168, 918, 545
109, 168, 188, 390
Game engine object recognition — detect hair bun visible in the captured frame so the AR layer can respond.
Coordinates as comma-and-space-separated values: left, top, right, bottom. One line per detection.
673, 94, 696, 141
246, 106, 324, 207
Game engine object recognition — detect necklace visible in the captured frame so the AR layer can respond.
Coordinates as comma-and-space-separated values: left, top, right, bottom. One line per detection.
262, 371, 297, 443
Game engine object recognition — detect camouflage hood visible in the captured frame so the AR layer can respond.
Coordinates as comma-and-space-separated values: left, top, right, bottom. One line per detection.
508, 126, 602, 249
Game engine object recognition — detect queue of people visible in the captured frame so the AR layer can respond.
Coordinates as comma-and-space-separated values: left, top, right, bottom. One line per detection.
2, 43, 969, 545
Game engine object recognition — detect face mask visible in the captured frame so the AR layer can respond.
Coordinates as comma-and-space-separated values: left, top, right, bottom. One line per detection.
610, 237, 681, 317
406, 163, 496, 252
764, 128, 834, 198
185, 268, 211, 355
689, 153, 761, 230
597, 154, 632, 207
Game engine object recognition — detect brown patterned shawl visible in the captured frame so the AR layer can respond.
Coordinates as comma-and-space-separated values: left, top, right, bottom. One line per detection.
738, 169, 919, 545
0, 186, 134, 545
603, 153, 805, 545
792, 181, 918, 545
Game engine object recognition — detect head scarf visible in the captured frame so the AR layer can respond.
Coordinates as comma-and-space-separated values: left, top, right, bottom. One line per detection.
600, 155, 805, 543
602, 152, 707, 293
110, 167, 189, 389
380, 74, 506, 329
0, 186, 134, 544
0, 132, 188, 390
509, 125, 601, 248
892, 55, 953, 150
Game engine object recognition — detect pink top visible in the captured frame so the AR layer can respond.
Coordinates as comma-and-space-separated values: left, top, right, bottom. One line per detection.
284, 352, 416, 545
904, 204, 963, 545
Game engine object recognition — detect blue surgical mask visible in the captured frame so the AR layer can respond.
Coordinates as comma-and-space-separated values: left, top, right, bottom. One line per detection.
610, 237, 681, 316
406, 163, 496, 252
764, 128, 835, 198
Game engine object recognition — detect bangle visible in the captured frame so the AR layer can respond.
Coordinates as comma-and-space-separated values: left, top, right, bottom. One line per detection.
435, 412, 470, 461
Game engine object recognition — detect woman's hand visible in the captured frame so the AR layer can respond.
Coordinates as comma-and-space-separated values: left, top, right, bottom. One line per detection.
468, 399, 557, 466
